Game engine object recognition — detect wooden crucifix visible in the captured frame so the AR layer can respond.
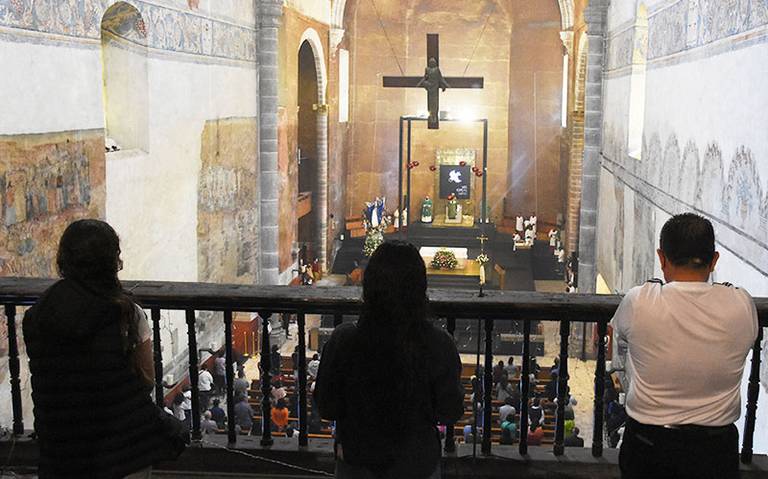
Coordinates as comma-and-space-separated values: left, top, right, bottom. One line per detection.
383, 33, 484, 129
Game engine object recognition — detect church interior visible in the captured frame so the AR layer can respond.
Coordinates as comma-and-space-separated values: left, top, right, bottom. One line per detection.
1, 0, 767, 469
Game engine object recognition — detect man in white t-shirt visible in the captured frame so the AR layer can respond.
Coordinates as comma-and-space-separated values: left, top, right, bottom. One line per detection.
198, 364, 214, 411
611, 213, 758, 479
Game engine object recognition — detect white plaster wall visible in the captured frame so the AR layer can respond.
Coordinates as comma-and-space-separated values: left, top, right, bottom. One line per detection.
0, 40, 103, 135
596, 169, 617, 289
106, 57, 258, 284
644, 44, 768, 184
285, 0, 331, 24
102, 40, 150, 152
606, 0, 640, 31
598, 2, 768, 455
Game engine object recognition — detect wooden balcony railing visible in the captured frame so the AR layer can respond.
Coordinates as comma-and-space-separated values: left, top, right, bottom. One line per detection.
1, 277, 765, 463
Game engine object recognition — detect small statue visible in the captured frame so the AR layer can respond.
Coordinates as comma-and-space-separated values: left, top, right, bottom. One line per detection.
421, 196, 433, 223
447, 195, 459, 220
417, 57, 449, 129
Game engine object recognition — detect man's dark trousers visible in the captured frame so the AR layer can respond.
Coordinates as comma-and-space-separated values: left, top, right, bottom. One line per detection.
620, 417, 740, 479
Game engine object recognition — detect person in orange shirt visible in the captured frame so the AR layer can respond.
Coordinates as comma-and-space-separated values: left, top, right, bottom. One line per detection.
346, 260, 364, 286
527, 422, 545, 446
271, 398, 290, 432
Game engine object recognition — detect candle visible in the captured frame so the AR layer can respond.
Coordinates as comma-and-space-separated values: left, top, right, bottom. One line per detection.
479, 262, 486, 285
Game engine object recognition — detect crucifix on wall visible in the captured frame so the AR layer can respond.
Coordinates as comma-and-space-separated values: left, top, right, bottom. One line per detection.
383, 34, 484, 129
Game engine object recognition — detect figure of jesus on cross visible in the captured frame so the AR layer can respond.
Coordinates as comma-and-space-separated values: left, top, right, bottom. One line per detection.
383, 34, 484, 129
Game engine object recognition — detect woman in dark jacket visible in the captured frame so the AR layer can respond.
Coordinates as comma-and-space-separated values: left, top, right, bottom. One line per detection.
23, 219, 185, 479
314, 241, 465, 478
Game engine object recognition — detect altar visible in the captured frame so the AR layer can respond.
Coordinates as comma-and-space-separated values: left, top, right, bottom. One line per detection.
395, 116, 489, 233
420, 246, 481, 278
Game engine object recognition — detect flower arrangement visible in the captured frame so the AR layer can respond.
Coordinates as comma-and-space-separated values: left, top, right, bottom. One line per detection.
476, 253, 490, 265
431, 249, 458, 270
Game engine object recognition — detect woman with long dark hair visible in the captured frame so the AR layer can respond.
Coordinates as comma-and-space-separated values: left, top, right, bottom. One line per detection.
23, 219, 185, 478
314, 241, 464, 478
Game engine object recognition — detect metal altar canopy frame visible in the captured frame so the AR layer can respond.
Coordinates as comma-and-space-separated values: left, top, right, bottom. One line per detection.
397, 115, 489, 235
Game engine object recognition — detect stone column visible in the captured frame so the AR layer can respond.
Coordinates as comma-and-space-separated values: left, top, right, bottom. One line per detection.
316, 107, 329, 271
577, 0, 609, 294
258, 0, 281, 285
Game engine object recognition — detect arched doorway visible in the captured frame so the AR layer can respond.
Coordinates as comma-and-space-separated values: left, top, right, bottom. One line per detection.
297, 37, 328, 270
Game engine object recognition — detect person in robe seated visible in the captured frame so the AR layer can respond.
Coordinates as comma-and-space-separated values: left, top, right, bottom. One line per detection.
271, 398, 290, 433
314, 241, 464, 479
527, 422, 544, 446
201, 410, 219, 435
500, 414, 517, 445
564, 427, 584, 447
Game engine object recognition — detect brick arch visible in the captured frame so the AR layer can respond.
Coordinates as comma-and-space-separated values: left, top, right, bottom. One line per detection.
565, 33, 589, 254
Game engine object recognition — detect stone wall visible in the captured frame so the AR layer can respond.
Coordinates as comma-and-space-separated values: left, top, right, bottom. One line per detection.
343, 0, 565, 224
507, 0, 567, 223
598, 0, 768, 452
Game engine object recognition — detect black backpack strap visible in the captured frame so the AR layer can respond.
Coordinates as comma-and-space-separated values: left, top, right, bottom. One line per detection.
715, 281, 734, 288
646, 278, 665, 286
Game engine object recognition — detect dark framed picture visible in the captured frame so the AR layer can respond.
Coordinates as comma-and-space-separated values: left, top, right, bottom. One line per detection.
439, 165, 471, 199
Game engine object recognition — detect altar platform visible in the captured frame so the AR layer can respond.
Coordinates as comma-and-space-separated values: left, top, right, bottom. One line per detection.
329, 221, 559, 354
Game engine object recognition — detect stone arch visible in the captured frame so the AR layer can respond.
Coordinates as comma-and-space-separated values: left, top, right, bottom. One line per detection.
299, 28, 328, 103
331, 0, 347, 28
558, 0, 575, 30
565, 32, 588, 254
100, 1, 149, 152
298, 28, 330, 270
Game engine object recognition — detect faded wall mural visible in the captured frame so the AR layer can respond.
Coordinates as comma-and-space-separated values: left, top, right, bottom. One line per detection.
198, 117, 259, 285
0, 130, 105, 277
603, 126, 768, 250
0, 0, 256, 63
